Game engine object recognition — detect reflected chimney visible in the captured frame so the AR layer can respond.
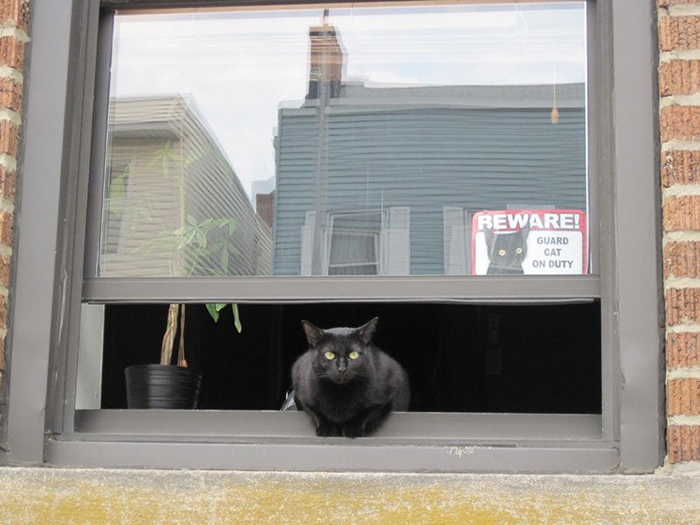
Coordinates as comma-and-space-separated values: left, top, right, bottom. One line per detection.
307, 12, 345, 100
256, 191, 275, 229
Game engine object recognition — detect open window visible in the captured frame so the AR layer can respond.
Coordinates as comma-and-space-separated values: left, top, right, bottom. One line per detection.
3, 0, 662, 472
79, 0, 602, 455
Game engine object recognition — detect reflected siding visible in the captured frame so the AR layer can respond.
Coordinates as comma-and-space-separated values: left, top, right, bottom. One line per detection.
101, 96, 272, 277
273, 83, 586, 276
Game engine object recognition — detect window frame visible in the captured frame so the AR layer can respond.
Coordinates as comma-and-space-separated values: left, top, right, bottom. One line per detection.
1, 0, 663, 473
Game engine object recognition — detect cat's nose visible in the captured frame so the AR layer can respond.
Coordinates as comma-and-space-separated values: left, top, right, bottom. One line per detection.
337, 361, 347, 372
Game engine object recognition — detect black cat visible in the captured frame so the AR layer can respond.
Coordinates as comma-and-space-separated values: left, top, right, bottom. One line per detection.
484, 226, 529, 275
291, 317, 410, 438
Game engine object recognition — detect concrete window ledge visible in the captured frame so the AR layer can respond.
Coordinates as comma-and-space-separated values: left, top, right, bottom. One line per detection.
0, 468, 699, 523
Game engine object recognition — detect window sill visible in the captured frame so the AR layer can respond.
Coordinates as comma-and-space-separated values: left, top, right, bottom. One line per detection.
43, 410, 620, 472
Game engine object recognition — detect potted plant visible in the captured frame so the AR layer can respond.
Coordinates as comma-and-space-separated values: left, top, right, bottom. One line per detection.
125, 304, 203, 409
124, 215, 243, 409
119, 132, 244, 409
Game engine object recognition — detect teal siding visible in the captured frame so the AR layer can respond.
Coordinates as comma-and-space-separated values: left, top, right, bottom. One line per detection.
274, 104, 586, 275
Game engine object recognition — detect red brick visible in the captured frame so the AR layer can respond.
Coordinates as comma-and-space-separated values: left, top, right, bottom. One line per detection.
662, 150, 700, 186
659, 16, 700, 52
0, 293, 6, 331
666, 288, 700, 325
660, 106, 700, 142
0, 0, 29, 32
668, 378, 700, 416
0, 165, 15, 202
0, 120, 18, 157
667, 425, 700, 463
0, 77, 21, 113
664, 195, 700, 232
256, 191, 275, 228
0, 253, 9, 288
667, 332, 700, 368
0, 210, 12, 247
660, 60, 700, 96
664, 241, 700, 278
659, 0, 700, 6
0, 35, 23, 70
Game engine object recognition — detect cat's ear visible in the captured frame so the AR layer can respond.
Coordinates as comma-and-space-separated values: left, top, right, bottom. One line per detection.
484, 228, 494, 246
356, 317, 378, 345
301, 320, 324, 348
519, 225, 530, 238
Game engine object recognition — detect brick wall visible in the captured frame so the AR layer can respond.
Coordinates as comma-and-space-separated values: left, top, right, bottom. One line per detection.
256, 191, 275, 229
0, 0, 27, 396
659, 0, 700, 464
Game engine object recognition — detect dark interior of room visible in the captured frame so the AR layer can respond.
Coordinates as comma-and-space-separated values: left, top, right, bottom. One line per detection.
100, 301, 602, 414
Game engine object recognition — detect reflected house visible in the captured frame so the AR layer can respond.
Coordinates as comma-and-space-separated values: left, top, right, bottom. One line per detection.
102, 95, 272, 277
272, 21, 586, 276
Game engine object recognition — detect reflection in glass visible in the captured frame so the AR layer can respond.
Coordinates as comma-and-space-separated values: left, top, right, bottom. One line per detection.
100, 2, 588, 278
327, 212, 382, 275
102, 97, 272, 277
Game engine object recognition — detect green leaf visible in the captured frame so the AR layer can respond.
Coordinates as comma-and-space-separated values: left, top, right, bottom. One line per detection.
219, 247, 229, 272
233, 304, 242, 333
148, 140, 170, 167
177, 229, 196, 250
195, 228, 207, 248
205, 303, 224, 322
184, 147, 205, 167
205, 303, 242, 334
147, 140, 176, 179
109, 172, 127, 200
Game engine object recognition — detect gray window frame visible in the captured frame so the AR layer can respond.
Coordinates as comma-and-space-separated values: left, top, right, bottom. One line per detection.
1, 0, 663, 473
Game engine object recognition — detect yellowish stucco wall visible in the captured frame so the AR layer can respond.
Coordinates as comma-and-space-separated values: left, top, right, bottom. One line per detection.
0, 467, 699, 524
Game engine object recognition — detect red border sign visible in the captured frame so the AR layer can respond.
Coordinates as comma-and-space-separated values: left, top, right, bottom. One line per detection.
471, 209, 587, 275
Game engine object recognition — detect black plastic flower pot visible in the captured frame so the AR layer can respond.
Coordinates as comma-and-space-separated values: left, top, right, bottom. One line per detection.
125, 364, 202, 409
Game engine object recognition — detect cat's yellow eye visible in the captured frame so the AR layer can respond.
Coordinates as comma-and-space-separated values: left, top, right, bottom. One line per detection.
498, 249, 506, 256
324, 351, 336, 360
515, 248, 523, 254
349, 351, 360, 360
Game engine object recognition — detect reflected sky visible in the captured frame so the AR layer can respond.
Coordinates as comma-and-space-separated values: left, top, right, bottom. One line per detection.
111, 2, 586, 199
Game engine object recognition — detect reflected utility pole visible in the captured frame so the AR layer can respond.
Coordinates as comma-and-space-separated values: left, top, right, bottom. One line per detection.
307, 9, 344, 275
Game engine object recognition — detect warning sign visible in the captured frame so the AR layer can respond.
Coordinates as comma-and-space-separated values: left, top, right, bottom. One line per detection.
471, 210, 587, 275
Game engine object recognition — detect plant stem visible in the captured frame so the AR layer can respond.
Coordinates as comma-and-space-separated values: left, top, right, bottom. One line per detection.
177, 304, 187, 367
160, 303, 179, 365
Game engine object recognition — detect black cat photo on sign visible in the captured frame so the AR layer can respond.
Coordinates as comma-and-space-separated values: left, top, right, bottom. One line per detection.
471, 210, 587, 275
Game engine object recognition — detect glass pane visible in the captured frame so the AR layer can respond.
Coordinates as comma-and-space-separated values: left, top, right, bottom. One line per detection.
98, 2, 589, 278
329, 234, 377, 265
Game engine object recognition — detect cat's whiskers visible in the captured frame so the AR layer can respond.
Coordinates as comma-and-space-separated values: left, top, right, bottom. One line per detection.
293, 318, 410, 437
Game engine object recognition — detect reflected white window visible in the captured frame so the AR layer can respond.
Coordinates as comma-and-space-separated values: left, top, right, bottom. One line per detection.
328, 212, 381, 276
300, 208, 411, 275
